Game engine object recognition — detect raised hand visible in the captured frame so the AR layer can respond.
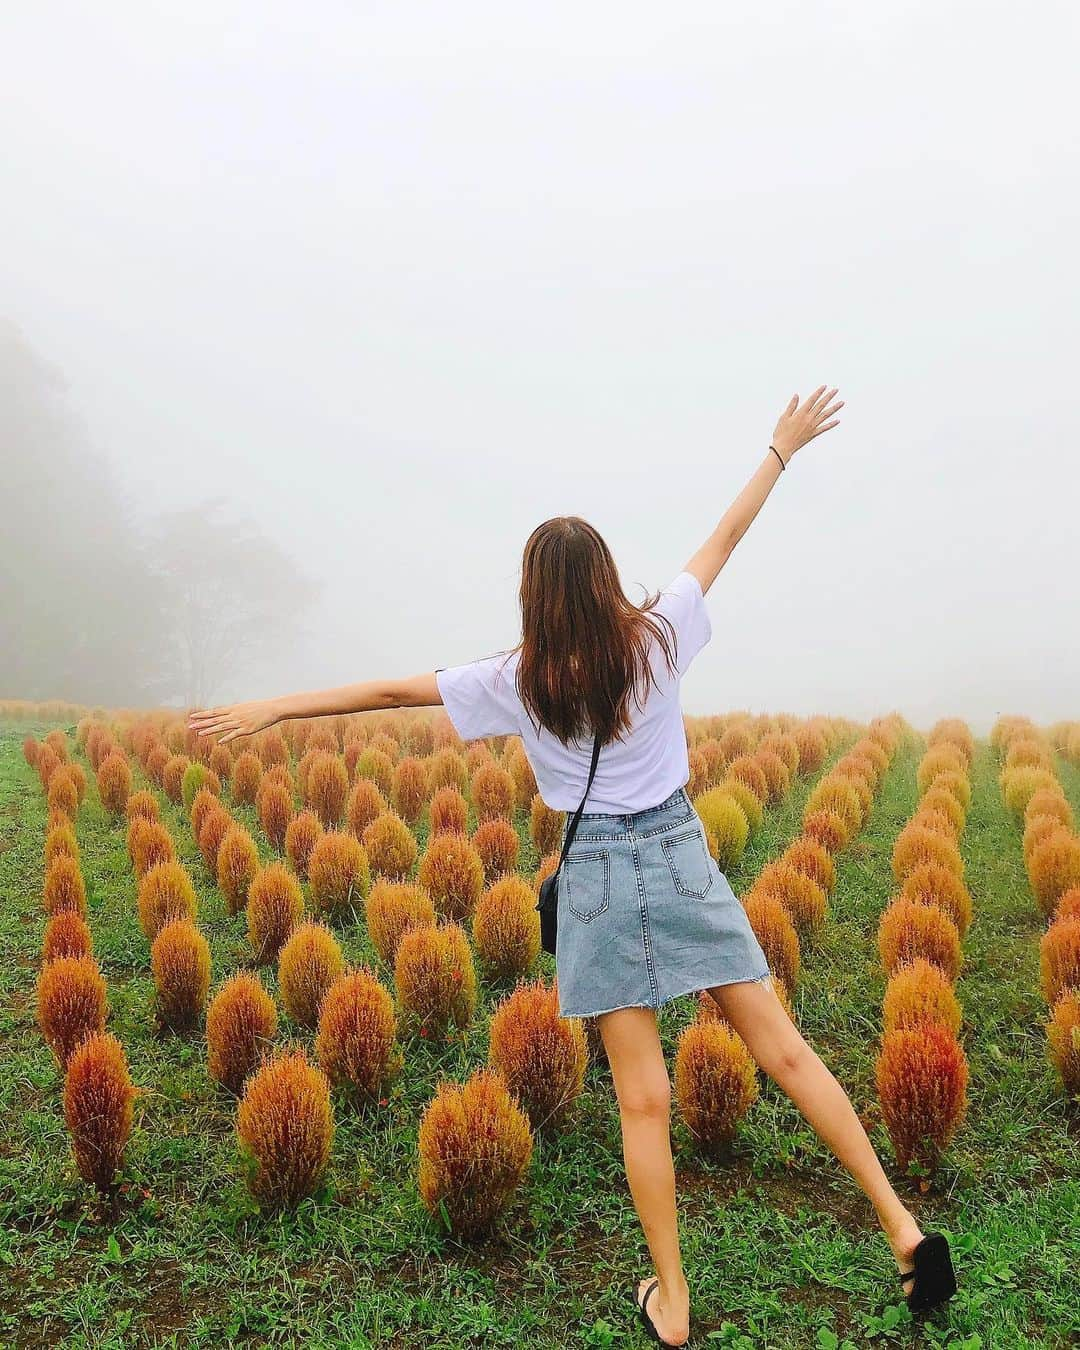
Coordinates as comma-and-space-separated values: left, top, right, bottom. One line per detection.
187, 698, 280, 743
771, 386, 843, 464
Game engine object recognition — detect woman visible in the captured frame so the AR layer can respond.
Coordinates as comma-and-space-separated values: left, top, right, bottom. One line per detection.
190, 387, 955, 1346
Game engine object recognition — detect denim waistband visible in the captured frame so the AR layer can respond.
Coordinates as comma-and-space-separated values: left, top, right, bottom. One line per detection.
575, 785, 691, 827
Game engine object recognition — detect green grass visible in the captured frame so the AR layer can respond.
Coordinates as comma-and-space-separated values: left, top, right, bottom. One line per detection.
1, 721, 1077, 1348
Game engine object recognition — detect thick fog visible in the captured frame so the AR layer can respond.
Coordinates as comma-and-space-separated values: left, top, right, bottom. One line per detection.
3, 3, 1077, 733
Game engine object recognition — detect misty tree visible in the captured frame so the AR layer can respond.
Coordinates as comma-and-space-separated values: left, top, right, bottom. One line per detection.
149, 500, 318, 707
0, 324, 317, 708
0, 322, 171, 705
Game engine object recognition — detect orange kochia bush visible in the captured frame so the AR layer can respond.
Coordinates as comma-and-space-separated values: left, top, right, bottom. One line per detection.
247, 863, 304, 963
316, 967, 401, 1102
37, 955, 108, 1066
416, 1068, 533, 1239
206, 972, 278, 1093
151, 919, 211, 1031
875, 1023, 968, 1170
43, 911, 93, 963
487, 978, 587, 1133
278, 922, 345, 1028
236, 1049, 334, 1211
63, 1031, 135, 1194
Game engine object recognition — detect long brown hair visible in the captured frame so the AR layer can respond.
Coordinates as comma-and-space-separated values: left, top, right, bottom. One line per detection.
509, 516, 679, 747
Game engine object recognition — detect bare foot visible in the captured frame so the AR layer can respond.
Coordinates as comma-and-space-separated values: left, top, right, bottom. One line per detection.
636, 1275, 690, 1347
884, 1209, 926, 1285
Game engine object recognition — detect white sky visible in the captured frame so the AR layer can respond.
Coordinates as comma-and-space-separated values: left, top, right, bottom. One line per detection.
4, 2, 1078, 733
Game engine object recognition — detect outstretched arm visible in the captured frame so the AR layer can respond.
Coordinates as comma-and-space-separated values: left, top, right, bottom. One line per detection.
684, 386, 843, 596
188, 671, 442, 743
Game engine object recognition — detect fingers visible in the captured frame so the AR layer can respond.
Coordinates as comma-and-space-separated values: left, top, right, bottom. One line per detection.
816, 397, 843, 422
800, 385, 827, 414
786, 394, 799, 414
808, 418, 840, 440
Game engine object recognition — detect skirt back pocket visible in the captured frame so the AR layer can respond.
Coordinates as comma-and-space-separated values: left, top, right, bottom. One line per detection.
563, 849, 611, 921
661, 826, 715, 899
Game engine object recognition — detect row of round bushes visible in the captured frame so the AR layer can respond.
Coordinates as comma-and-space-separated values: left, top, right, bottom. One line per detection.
689, 715, 844, 873
993, 717, 1080, 1094
26, 729, 137, 1198
874, 720, 973, 1172
740, 713, 906, 1004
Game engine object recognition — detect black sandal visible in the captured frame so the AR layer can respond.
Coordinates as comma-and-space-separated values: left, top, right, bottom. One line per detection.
636, 1278, 688, 1348
898, 1231, 957, 1313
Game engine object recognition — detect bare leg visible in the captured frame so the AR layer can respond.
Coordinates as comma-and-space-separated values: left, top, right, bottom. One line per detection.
597, 1006, 690, 1347
707, 977, 924, 1274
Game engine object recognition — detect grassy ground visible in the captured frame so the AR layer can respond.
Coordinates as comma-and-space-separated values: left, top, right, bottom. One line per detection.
1, 720, 1077, 1348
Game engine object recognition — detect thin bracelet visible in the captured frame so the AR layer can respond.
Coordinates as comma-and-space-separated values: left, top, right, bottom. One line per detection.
769, 444, 787, 472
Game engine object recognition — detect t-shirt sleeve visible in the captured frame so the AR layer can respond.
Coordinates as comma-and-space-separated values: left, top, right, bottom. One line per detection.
435, 651, 521, 742
656, 571, 713, 676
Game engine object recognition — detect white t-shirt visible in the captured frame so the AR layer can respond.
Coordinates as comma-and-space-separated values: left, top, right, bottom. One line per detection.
434, 570, 712, 814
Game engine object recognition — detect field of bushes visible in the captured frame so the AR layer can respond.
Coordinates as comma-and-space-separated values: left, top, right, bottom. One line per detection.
1, 700, 1078, 1348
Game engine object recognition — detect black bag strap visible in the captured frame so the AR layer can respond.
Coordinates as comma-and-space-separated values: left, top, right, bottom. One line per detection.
554, 731, 603, 875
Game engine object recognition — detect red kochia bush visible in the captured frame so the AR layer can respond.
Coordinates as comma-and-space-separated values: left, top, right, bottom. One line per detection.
1029, 831, 1080, 918
802, 808, 851, 854
197, 806, 233, 876
882, 958, 962, 1035
278, 922, 345, 1028
63, 1031, 135, 1194
743, 893, 800, 992
43, 911, 94, 963
190, 785, 221, 843
417, 1067, 533, 1238
95, 751, 132, 816
316, 967, 401, 1102
236, 1049, 334, 1211
37, 956, 108, 1066
206, 972, 278, 1093
125, 790, 160, 824
674, 1017, 758, 1157
487, 979, 587, 1132
308, 832, 370, 920
875, 1024, 968, 1170
151, 919, 212, 1031
347, 778, 387, 838
44, 822, 79, 869
878, 897, 962, 982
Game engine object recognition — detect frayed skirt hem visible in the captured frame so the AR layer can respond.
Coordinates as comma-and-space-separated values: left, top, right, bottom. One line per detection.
558, 966, 772, 1020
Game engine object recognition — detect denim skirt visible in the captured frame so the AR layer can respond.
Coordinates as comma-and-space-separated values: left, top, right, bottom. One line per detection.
554, 786, 772, 1019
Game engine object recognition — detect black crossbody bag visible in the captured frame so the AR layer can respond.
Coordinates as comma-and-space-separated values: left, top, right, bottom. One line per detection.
535, 731, 603, 956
